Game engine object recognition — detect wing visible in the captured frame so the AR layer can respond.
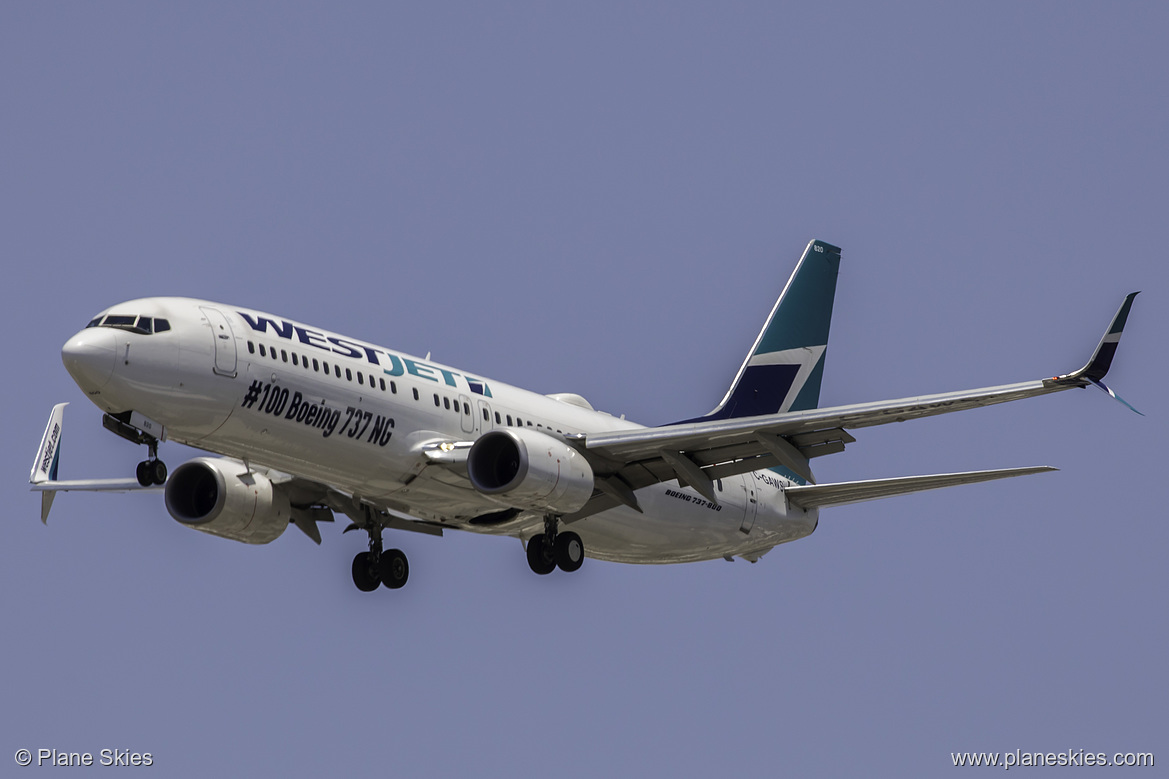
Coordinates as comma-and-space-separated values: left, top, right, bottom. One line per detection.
566, 293, 1138, 520
28, 403, 164, 522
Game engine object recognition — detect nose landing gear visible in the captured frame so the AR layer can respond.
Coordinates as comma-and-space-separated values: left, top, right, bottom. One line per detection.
102, 412, 168, 486
135, 456, 168, 487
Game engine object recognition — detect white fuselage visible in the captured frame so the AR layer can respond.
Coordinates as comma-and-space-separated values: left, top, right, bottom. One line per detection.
63, 297, 818, 563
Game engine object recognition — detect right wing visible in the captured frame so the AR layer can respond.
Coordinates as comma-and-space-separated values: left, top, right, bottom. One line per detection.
29, 403, 161, 522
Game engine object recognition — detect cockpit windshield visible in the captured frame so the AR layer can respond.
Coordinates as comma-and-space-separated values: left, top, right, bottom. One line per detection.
86, 315, 170, 334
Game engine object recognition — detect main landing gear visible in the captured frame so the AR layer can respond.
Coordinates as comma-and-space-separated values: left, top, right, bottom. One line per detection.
526, 515, 584, 576
351, 509, 409, 592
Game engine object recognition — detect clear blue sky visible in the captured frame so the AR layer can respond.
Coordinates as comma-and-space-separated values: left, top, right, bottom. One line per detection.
3, 3, 1164, 776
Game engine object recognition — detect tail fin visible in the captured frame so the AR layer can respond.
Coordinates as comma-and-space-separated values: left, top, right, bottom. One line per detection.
702, 239, 841, 420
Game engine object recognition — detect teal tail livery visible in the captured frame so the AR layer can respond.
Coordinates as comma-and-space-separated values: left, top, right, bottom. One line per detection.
27, 238, 1141, 590
697, 239, 841, 421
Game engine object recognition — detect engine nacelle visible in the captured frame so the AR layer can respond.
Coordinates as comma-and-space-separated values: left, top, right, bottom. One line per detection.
164, 457, 291, 545
466, 428, 594, 514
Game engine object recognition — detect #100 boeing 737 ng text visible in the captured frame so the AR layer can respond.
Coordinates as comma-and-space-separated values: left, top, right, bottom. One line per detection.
30, 241, 1140, 592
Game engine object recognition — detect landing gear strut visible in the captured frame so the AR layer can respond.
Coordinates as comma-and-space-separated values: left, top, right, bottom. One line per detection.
351, 508, 410, 592
527, 515, 584, 575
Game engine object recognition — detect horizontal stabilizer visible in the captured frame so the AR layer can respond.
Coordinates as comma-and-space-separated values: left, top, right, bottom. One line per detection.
784, 466, 1057, 510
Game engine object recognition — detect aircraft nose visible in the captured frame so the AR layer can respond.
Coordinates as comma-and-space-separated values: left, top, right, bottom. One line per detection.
61, 328, 118, 391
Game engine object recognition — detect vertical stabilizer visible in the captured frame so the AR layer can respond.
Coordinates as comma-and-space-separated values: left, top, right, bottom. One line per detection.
702, 240, 841, 420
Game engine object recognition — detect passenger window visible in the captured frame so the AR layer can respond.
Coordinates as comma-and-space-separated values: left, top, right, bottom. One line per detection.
357, 372, 364, 385
495, 412, 501, 424
335, 365, 341, 378
482, 408, 489, 421
412, 388, 419, 401
506, 415, 513, 426
312, 359, 319, 371
259, 344, 266, 357
465, 404, 471, 416
303, 356, 310, 369
247, 341, 255, 354
271, 348, 278, 361
516, 417, 523, 426
379, 378, 386, 391
281, 350, 288, 362
345, 368, 352, 381
443, 397, 450, 410
292, 353, 299, 366
434, 394, 441, 407
390, 381, 397, 394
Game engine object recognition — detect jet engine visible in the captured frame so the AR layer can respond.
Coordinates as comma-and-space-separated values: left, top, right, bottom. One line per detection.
466, 428, 594, 514
164, 457, 290, 544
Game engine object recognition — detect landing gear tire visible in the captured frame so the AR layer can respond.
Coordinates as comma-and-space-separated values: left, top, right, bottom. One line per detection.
554, 531, 584, 572
526, 533, 556, 575
351, 552, 380, 592
136, 459, 167, 486
379, 549, 409, 590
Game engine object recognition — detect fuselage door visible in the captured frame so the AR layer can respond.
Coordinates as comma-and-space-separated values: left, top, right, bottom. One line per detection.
459, 394, 475, 435
477, 399, 493, 435
200, 306, 238, 378
739, 478, 759, 534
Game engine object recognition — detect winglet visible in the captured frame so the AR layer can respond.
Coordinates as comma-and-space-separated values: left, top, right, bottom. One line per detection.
1051, 292, 1140, 413
1080, 291, 1139, 383
31, 403, 67, 486
30, 404, 68, 522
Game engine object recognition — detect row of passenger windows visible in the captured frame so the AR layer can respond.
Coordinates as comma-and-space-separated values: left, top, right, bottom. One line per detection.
246, 339, 566, 434
86, 315, 171, 334
247, 340, 398, 394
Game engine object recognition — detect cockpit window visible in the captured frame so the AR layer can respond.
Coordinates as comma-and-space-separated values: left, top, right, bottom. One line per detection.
88, 314, 170, 335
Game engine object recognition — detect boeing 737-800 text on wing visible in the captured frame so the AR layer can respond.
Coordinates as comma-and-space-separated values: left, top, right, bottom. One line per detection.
30, 241, 1139, 592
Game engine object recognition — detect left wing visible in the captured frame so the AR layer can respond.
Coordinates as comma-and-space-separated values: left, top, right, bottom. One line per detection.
566, 293, 1138, 520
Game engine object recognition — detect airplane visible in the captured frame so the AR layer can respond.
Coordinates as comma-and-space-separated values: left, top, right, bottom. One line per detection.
29, 240, 1140, 592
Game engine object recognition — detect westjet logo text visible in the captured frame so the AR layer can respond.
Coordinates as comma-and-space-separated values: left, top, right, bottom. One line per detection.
238, 313, 492, 397
39, 422, 60, 476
